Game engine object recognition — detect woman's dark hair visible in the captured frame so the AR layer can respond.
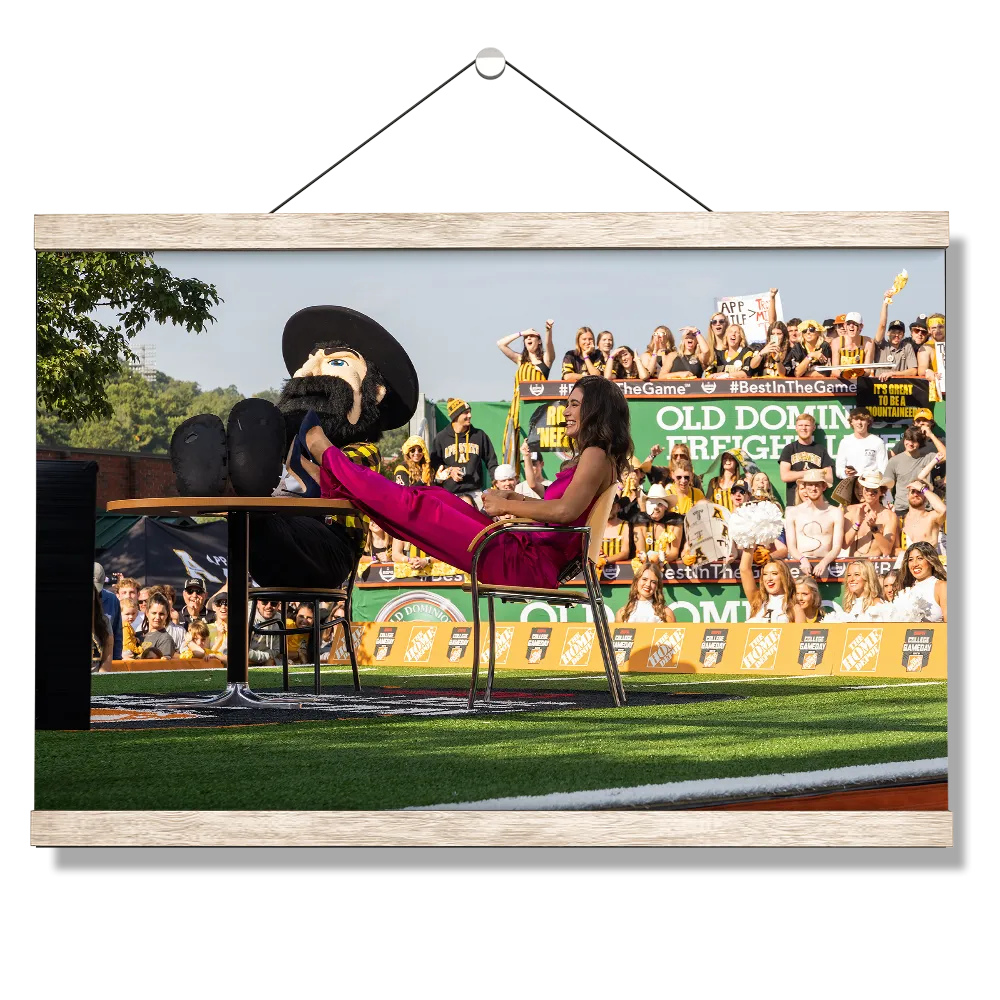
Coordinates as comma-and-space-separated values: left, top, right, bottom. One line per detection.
612, 346, 639, 378
519, 330, 543, 367
93, 590, 111, 647
147, 592, 170, 614
571, 375, 634, 479
896, 541, 947, 591
766, 321, 791, 358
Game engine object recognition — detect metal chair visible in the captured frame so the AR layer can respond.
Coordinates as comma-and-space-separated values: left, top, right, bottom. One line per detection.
463, 484, 624, 709
249, 563, 360, 695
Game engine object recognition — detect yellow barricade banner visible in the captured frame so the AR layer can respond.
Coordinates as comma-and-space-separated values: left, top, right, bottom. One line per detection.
108, 622, 944, 679
322, 621, 946, 679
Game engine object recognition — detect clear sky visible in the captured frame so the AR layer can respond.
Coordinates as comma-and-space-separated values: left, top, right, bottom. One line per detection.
138, 249, 946, 401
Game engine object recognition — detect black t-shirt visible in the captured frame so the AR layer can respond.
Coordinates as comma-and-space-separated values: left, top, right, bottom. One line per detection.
178, 605, 215, 627
757, 347, 797, 378
561, 349, 604, 378
778, 438, 834, 506
790, 341, 832, 373
670, 354, 704, 376
713, 346, 757, 375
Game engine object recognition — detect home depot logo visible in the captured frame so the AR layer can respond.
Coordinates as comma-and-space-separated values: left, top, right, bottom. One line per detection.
404, 625, 438, 663
646, 627, 686, 671
559, 626, 595, 667
480, 626, 514, 666
741, 627, 782, 671
840, 627, 883, 673
331, 625, 366, 663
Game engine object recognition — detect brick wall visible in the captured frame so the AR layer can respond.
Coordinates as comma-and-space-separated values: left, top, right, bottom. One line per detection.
36, 448, 177, 510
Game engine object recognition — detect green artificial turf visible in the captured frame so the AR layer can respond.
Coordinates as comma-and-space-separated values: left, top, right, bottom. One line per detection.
34, 668, 947, 811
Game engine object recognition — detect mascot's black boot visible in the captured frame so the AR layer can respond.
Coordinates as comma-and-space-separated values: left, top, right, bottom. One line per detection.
170, 414, 228, 496
227, 398, 287, 496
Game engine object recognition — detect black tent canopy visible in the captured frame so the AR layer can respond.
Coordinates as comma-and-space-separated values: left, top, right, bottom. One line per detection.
96, 515, 228, 593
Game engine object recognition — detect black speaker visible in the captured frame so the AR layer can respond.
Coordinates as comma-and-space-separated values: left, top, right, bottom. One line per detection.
36, 461, 96, 730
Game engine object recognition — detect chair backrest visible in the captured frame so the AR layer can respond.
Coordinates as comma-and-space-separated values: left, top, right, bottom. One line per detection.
585, 484, 621, 565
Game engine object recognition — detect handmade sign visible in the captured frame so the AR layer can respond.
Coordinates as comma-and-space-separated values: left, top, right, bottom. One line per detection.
683, 500, 732, 566
716, 291, 783, 342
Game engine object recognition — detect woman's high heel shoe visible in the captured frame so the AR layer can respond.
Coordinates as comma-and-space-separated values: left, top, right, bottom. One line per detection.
284, 410, 325, 498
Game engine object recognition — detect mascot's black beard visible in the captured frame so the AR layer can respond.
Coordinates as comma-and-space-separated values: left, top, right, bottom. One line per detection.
277, 372, 386, 448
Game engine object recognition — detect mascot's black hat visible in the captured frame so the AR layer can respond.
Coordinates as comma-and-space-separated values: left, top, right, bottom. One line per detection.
282, 305, 420, 430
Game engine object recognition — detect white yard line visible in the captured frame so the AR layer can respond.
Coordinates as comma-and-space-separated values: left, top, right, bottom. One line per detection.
410, 757, 949, 811
841, 681, 945, 690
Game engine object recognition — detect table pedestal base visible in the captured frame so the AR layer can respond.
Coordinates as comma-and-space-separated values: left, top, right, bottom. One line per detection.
179, 683, 306, 710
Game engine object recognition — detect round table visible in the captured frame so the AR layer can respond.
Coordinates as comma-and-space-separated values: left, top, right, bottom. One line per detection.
107, 497, 360, 707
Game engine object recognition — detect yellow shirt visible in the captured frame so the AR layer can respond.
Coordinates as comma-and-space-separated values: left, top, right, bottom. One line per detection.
665, 484, 705, 515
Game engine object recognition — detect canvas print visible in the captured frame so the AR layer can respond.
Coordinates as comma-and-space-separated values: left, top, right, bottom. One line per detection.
35, 244, 947, 817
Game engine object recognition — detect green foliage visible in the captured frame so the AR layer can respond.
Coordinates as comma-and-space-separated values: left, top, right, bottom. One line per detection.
36, 251, 221, 422
37, 368, 406, 458
251, 388, 281, 405
36, 368, 282, 455
185, 385, 244, 424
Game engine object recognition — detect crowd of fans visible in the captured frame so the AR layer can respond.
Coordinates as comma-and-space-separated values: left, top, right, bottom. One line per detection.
363, 295, 946, 622
93, 568, 347, 671
91, 292, 946, 663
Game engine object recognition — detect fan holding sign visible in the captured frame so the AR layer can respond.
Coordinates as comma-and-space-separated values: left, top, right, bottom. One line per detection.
716, 287, 783, 345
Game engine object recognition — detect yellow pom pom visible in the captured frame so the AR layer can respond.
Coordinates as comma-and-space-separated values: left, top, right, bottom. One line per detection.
887, 269, 908, 304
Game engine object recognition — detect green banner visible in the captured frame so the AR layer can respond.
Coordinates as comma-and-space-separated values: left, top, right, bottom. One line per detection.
352, 579, 853, 625
433, 399, 511, 487
519, 395, 946, 487
384, 390, 948, 624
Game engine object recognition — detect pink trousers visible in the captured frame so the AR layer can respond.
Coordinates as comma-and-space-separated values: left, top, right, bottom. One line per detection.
319, 445, 574, 587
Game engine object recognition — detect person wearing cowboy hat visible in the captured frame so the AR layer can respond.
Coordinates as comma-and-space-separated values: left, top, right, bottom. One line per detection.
170, 305, 419, 589
633, 483, 682, 568
785, 467, 844, 578
843, 470, 899, 558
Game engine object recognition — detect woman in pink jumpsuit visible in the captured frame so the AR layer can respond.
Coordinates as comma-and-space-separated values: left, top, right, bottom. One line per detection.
309, 377, 634, 587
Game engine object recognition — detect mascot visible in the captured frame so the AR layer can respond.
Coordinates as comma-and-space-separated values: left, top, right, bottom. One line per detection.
170, 305, 419, 588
